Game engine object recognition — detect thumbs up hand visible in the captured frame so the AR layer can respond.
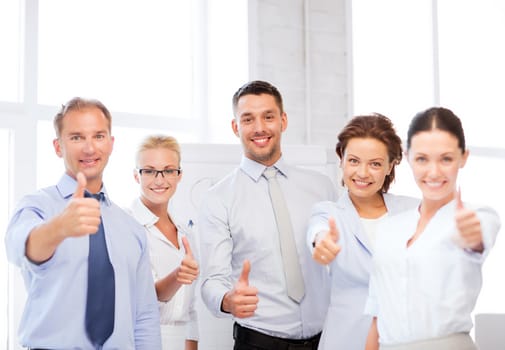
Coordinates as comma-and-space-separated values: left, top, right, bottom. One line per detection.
176, 236, 199, 284
313, 217, 342, 265
72, 172, 87, 199
454, 188, 484, 252
222, 260, 259, 318
58, 172, 101, 238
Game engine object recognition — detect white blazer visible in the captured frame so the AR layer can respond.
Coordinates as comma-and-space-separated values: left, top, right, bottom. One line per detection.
307, 192, 419, 350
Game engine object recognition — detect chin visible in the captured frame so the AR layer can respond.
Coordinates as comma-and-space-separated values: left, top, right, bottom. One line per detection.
422, 190, 453, 203
352, 185, 374, 194
79, 167, 100, 176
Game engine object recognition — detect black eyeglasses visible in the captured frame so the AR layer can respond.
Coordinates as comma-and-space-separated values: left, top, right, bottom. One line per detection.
137, 168, 181, 178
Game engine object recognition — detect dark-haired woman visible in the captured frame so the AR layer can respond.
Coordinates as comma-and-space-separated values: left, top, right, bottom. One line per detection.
365, 107, 501, 350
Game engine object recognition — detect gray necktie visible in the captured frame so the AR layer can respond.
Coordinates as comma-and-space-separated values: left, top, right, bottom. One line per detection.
263, 167, 305, 303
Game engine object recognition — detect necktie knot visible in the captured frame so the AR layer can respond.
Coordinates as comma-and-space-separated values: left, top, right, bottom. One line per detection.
86, 192, 104, 201
263, 167, 278, 180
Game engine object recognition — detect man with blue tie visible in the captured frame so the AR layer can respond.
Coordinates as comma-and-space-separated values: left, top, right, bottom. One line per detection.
199, 80, 338, 349
5, 97, 161, 349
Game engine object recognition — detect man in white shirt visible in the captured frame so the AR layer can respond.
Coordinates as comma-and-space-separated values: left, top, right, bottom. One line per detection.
199, 80, 337, 349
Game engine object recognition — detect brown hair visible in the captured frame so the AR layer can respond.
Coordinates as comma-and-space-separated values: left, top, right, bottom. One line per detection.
232, 80, 284, 115
54, 97, 111, 137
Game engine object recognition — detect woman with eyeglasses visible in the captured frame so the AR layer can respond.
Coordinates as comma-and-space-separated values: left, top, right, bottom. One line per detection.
128, 134, 200, 350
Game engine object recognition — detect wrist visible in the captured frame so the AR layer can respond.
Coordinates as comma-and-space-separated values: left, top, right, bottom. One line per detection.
220, 291, 232, 314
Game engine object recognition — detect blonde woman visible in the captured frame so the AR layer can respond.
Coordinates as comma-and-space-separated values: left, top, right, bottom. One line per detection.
129, 135, 199, 350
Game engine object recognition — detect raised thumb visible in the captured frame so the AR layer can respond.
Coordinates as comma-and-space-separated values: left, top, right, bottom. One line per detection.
238, 259, 251, 285
328, 217, 339, 242
73, 172, 87, 198
181, 236, 194, 258
456, 187, 464, 210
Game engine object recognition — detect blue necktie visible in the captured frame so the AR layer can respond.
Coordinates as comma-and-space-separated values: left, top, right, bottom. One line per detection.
85, 192, 115, 346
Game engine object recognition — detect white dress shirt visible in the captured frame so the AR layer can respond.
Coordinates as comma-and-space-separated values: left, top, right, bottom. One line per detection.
128, 198, 199, 347
199, 156, 337, 339
365, 200, 501, 345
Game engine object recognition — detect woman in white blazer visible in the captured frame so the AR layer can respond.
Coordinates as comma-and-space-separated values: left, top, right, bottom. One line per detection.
307, 114, 418, 350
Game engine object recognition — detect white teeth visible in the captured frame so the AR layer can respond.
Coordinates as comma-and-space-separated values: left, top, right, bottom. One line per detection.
354, 180, 370, 186
152, 188, 166, 193
425, 181, 443, 188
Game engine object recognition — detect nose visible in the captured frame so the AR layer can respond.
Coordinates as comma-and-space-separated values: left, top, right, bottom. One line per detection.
427, 161, 441, 177
356, 163, 369, 177
82, 139, 96, 153
252, 118, 266, 132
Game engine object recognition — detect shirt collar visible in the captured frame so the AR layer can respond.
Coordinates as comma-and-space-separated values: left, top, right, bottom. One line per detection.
239, 155, 289, 182
130, 197, 188, 230
130, 197, 159, 227
56, 173, 111, 206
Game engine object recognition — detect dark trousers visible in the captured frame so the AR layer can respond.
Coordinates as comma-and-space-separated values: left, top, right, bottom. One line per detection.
233, 322, 321, 350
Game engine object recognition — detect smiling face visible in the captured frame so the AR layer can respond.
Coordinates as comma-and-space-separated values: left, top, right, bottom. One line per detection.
53, 106, 114, 193
134, 147, 182, 209
341, 137, 393, 202
232, 93, 287, 166
407, 129, 468, 206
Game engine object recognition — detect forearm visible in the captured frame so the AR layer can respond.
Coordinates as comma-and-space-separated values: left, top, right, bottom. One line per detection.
185, 339, 198, 350
200, 277, 233, 318
25, 218, 65, 264
199, 197, 235, 317
365, 317, 379, 350
155, 267, 183, 302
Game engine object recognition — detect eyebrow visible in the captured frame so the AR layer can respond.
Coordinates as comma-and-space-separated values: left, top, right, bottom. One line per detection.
347, 154, 385, 161
240, 109, 277, 117
140, 165, 178, 169
413, 151, 456, 156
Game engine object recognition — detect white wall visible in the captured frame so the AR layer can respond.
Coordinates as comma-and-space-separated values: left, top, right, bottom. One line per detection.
249, 0, 349, 147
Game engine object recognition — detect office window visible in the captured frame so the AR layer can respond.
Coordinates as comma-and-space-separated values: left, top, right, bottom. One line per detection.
206, 0, 249, 143
438, 0, 505, 147
351, 0, 434, 136
0, 129, 11, 347
38, 0, 193, 118
0, 2, 22, 102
